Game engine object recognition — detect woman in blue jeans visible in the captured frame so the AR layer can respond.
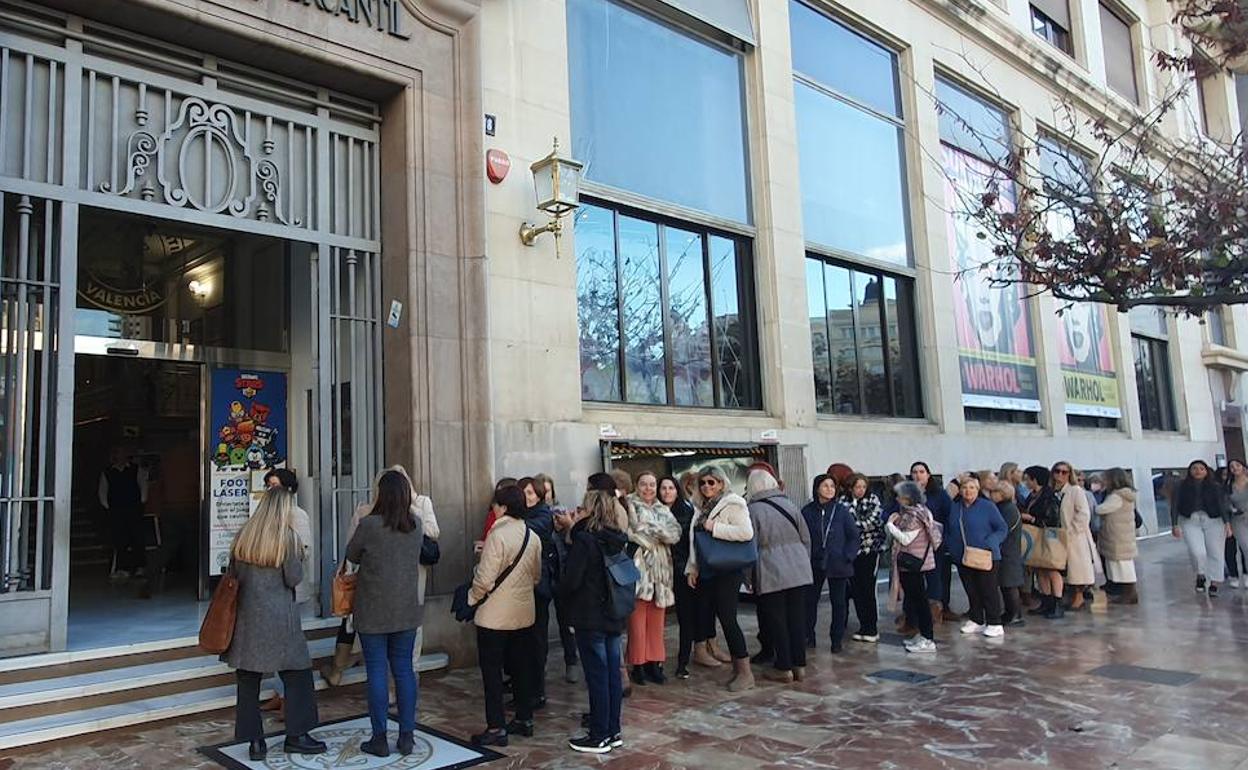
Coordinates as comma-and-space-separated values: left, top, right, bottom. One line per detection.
559, 490, 630, 754
345, 470, 425, 758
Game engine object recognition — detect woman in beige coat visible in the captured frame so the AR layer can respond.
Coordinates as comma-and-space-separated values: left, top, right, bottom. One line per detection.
1055, 461, 1101, 610
1095, 468, 1139, 604
470, 484, 542, 747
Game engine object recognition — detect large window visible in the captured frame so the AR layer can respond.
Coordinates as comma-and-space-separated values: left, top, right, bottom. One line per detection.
1099, 3, 1139, 104
806, 257, 922, 417
790, 1, 910, 266
575, 202, 760, 409
1130, 308, 1177, 431
567, 0, 750, 223
1030, 1, 1073, 56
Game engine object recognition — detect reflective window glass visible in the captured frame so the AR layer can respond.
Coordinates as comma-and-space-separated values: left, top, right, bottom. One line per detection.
666, 227, 713, 407
575, 205, 622, 402
796, 81, 910, 264
619, 216, 666, 405
567, 0, 750, 223
806, 258, 833, 413
824, 263, 860, 414
789, 0, 900, 117
935, 78, 1011, 162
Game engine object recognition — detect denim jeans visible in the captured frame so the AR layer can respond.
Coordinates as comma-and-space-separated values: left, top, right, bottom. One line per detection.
574, 629, 622, 741
359, 629, 418, 737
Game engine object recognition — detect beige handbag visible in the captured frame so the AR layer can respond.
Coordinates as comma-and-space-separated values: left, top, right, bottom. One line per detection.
960, 513, 995, 572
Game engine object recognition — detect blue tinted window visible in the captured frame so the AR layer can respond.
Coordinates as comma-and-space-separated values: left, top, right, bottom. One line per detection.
789, 0, 900, 117
935, 78, 1011, 162
568, 0, 750, 222
796, 81, 910, 264
575, 205, 621, 401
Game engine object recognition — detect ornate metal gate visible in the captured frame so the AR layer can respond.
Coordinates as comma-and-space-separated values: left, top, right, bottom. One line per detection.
0, 2, 383, 649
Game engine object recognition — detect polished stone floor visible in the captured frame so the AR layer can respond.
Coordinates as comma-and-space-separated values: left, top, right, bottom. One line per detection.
6, 537, 1248, 769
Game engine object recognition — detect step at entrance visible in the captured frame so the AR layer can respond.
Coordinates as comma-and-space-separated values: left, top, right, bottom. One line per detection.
0, 629, 449, 750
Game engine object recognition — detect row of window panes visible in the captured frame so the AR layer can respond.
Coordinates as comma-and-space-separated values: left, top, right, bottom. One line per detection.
805, 257, 922, 418
575, 202, 759, 409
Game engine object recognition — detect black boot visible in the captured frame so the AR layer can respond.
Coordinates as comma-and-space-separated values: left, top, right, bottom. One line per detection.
398, 731, 415, 756
471, 728, 508, 747
248, 739, 267, 761
360, 734, 390, 757
750, 648, 774, 665
284, 734, 328, 755
505, 719, 534, 737
629, 665, 648, 686
1027, 596, 1051, 616
644, 662, 666, 685
1043, 596, 1065, 619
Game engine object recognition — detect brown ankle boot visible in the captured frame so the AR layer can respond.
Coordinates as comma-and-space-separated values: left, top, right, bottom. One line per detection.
692, 642, 723, 668
708, 639, 732, 664
763, 668, 794, 684
727, 657, 755, 692
1111, 584, 1139, 604
320, 642, 359, 687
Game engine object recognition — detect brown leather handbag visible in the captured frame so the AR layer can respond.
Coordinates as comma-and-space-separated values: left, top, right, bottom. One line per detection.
198, 568, 240, 654
331, 565, 357, 617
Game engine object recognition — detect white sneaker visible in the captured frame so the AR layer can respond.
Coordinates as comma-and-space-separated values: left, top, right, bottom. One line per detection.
906, 638, 937, 653
850, 633, 866, 642
982, 625, 1005, 638
1230, 577, 1241, 589
858, 633, 879, 643
902, 635, 921, 650
960, 620, 985, 635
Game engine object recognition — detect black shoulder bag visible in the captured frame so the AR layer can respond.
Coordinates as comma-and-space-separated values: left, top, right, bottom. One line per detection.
451, 527, 531, 623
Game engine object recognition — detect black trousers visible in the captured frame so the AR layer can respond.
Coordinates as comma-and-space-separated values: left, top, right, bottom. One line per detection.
235, 669, 318, 741
959, 564, 1004, 626
478, 626, 535, 729
705, 571, 748, 659
110, 506, 146, 572
850, 552, 880, 636
756, 587, 807, 671
532, 593, 551, 698
552, 594, 578, 665
1000, 586, 1021, 624
695, 574, 718, 642
899, 570, 934, 641
927, 549, 953, 608
673, 574, 699, 668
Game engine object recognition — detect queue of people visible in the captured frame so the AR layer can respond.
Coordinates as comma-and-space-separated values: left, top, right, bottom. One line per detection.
215, 454, 1241, 760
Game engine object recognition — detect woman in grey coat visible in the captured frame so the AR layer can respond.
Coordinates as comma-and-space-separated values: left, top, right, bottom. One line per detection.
345, 469, 425, 759
988, 481, 1024, 625
746, 469, 812, 684
222, 488, 325, 762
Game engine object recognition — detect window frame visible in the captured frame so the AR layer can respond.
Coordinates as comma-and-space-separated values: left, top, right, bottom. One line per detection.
805, 253, 924, 419
1131, 332, 1178, 432
566, 0, 755, 225
790, 1, 915, 272
1030, 3, 1074, 57
575, 197, 762, 410
1098, 2, 1140, 105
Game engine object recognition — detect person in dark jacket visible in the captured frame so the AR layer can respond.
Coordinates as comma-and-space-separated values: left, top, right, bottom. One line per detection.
988, 481, 1024, 626
1173, 459, 1232, 596
910, 461, 956, 622
818, 481, 860, 654
947, 476, 1008, 639
801, 474, 848, 648
560, 490, 630, 755
1020, 465, 1064, 618
844, 473, 885, 642
519, 477, 558, 707
223, 488, 325, 762
539, 474, 580, 685
344, 470, 425, 758
659, 475, 699, 679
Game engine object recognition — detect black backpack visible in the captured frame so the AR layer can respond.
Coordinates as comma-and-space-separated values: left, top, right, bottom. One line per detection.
601, 544, 640, 622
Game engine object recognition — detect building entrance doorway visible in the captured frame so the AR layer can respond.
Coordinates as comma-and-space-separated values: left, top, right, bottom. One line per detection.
69, 356, 205, 649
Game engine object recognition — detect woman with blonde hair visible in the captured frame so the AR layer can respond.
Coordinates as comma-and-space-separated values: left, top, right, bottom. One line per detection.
1096, 468, 1140, 604
626, 471, 682, 685
222, 488, 325, 762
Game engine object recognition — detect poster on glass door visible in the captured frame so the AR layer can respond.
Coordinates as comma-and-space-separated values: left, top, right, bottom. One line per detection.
207, 367, 288, 576
942, 146, 1042, 413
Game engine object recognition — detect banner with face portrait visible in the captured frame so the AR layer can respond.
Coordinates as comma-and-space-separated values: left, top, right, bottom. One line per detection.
942, 145, 1041, 412
1058, 303, 1121, 417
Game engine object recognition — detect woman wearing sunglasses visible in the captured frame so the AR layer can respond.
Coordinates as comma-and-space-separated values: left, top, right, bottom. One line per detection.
1054, 461, 1101, 611
685, 466, 755, 692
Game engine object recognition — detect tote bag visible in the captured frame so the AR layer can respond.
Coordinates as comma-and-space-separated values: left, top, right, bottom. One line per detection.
694, 530, 758, 575
1023, 524, 1068, 570
331, 565, 358, 617
198, 568, 240, 654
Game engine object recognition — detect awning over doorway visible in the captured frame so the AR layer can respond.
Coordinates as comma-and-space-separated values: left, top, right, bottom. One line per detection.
603, 439, 768, 460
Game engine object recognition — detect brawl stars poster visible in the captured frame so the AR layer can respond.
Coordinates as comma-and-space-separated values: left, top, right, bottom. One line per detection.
207, 368, 287, 575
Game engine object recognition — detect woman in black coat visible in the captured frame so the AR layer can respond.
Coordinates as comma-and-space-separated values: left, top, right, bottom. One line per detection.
559, 490, 630, 755
1172, 460, 1231, 596
659, 475, 699, 679
988, 481, 1024, 625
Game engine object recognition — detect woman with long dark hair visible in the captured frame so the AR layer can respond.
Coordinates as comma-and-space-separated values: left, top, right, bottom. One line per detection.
910, 462, 954, 621
345, 470, 425, 757
518, 476, 558, 708
659, 475, 699, 679
1020, 465, 1064, 618
1173, 459, 1231, 596
844, 473, 885, 643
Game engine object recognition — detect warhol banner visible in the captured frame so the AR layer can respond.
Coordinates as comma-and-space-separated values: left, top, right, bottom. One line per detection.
207, 367, 288, 576
1059, 302, 1121, 418
942, 145, 1042, 413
